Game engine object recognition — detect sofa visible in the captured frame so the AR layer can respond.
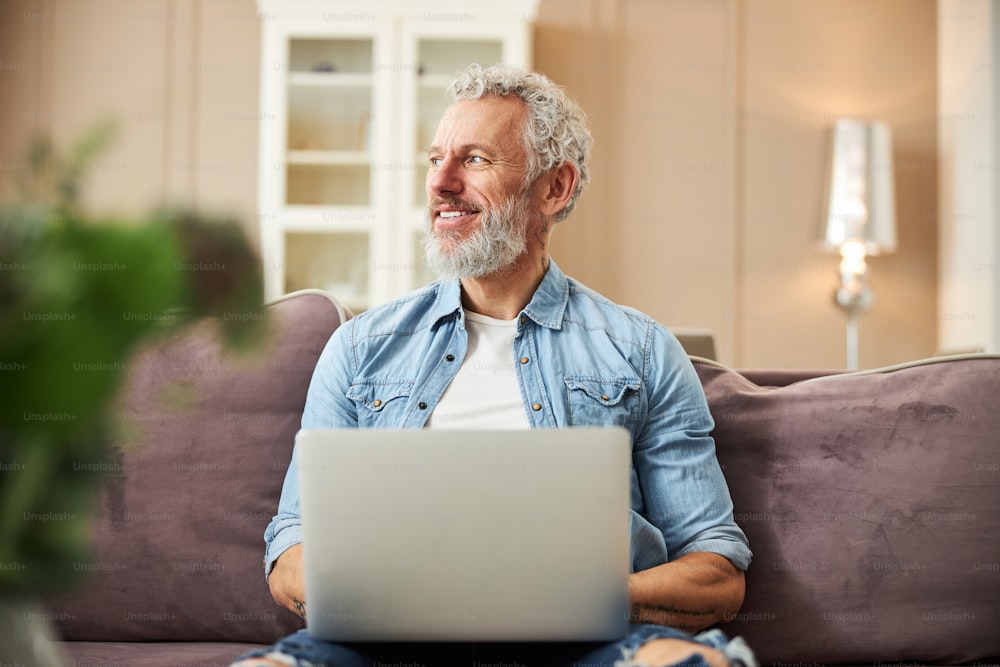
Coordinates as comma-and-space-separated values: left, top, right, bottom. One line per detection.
46, 290, 1000, 666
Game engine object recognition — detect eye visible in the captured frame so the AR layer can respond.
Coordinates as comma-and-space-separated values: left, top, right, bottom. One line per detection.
428, 156, 442, 167
467, 155, 488, 165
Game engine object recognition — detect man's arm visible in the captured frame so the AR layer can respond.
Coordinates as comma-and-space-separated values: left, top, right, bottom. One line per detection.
628, 552, 745, 633
626, 323, 751, 632
268, 543, 307, 619
265, 322, 361, 618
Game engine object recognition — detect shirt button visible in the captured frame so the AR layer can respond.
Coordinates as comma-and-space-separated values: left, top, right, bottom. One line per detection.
373, 399, 382, 407
532, 403, 542, 411
446, 354, 455, 362
520, 315, 527, 324
520, 357, 529, 364
418, 402, 428, 410
601, 394, 609, 401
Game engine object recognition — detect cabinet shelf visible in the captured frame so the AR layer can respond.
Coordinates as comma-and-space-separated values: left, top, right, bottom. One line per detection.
288, 72, 373, 88
287, 150, 370, 166
278, 207, 376, 232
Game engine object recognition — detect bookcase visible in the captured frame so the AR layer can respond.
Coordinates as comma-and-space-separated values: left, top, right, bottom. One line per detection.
256, 1, 537, 310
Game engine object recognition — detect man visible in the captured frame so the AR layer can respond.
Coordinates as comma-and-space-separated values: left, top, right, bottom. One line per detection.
234, 64, 754, 667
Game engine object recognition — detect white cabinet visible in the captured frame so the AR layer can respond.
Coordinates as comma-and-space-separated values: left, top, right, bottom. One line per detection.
256, 1, 538, 310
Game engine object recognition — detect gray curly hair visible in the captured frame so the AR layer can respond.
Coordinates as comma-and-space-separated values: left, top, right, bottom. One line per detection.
448, 63, 593, 222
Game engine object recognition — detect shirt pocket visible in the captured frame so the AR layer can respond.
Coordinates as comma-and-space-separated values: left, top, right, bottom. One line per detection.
346, 379, 413, 428
564, 376, 641, 428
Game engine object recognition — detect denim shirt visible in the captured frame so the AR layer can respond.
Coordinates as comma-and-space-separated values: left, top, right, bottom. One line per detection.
264, 260, 751, 577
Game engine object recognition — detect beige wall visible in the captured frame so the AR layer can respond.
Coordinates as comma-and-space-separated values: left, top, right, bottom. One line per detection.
1, 0, 939, 368
0, 0, 261, 232
537, 0, 938, 368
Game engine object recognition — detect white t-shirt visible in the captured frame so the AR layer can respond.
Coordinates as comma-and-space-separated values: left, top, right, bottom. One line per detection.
426, 310, 530, 430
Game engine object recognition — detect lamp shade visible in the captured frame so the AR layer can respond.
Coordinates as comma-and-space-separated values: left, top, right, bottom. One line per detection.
822, 118, 897, 254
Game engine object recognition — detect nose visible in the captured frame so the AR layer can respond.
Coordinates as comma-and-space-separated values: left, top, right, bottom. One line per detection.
426, 155, 463, 199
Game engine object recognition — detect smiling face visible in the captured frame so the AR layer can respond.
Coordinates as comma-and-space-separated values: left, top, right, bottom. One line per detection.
424, 96, 541, 279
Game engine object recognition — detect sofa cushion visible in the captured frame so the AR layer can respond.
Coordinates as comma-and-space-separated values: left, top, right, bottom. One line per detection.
47, 291, 348, 644
702, 357, 1000, 665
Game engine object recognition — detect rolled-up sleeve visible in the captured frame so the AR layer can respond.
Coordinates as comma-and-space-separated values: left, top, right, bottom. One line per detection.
631, 323, 751, 573
263, 449, 304, 577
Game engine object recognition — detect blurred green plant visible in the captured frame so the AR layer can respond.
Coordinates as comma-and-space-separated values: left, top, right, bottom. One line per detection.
0, 120, 264, 595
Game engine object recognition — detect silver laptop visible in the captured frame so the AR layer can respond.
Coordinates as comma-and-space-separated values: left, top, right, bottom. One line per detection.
296, 427, 631, 642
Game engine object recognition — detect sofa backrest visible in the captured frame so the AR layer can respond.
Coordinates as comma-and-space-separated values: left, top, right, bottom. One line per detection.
702, 356, 1000, 665
47, 292, 1000, 663
48, 291, 348, 644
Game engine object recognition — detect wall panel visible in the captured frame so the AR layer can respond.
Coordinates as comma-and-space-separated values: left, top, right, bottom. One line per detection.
0, 0, 938, 368
541, 0, 937, 368
740, 0, 937, 368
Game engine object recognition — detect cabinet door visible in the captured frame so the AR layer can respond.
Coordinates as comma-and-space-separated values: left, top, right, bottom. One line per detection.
259, 17, 394, 309
398, 21, 532, 293
285, 35, 375, 207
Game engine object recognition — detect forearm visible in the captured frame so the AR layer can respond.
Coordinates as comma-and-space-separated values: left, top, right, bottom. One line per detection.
627, 551, 745, 633
268, 543, 307, 618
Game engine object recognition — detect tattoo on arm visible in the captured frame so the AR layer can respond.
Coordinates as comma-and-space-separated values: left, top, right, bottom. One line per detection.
292, 596, 306, 619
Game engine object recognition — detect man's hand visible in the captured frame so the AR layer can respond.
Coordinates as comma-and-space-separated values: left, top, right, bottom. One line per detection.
268, 543, 307, 619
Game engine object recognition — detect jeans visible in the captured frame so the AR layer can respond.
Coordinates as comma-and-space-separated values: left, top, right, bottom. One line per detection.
235, 625, 756, 667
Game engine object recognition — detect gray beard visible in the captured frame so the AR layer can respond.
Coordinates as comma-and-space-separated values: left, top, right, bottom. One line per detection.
423, 196, 528, 280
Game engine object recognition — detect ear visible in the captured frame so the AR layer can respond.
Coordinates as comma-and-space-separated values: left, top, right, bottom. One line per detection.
536, 162, 579, 218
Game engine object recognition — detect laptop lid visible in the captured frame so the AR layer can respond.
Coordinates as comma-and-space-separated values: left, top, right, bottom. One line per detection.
296, 426, 631, 642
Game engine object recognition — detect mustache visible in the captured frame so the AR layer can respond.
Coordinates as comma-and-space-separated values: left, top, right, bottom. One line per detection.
429, 197, 482, 211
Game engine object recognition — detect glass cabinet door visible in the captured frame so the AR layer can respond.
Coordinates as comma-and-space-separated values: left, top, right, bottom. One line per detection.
285, 38, 375, 207
276, 35, 382, 310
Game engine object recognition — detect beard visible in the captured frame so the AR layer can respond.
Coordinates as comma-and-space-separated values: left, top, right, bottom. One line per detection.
423, 194, 529, 280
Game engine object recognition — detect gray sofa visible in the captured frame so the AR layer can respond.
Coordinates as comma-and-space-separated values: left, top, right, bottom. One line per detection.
47, 290, 1000, 666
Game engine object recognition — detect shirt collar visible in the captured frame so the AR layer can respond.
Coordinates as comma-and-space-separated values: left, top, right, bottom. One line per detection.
427, 278, 464, 327
521, 258, 568, 330
424, 258, 569, 331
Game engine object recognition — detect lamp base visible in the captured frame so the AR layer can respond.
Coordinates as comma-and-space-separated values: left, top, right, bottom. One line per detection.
834, 285, 873, 371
